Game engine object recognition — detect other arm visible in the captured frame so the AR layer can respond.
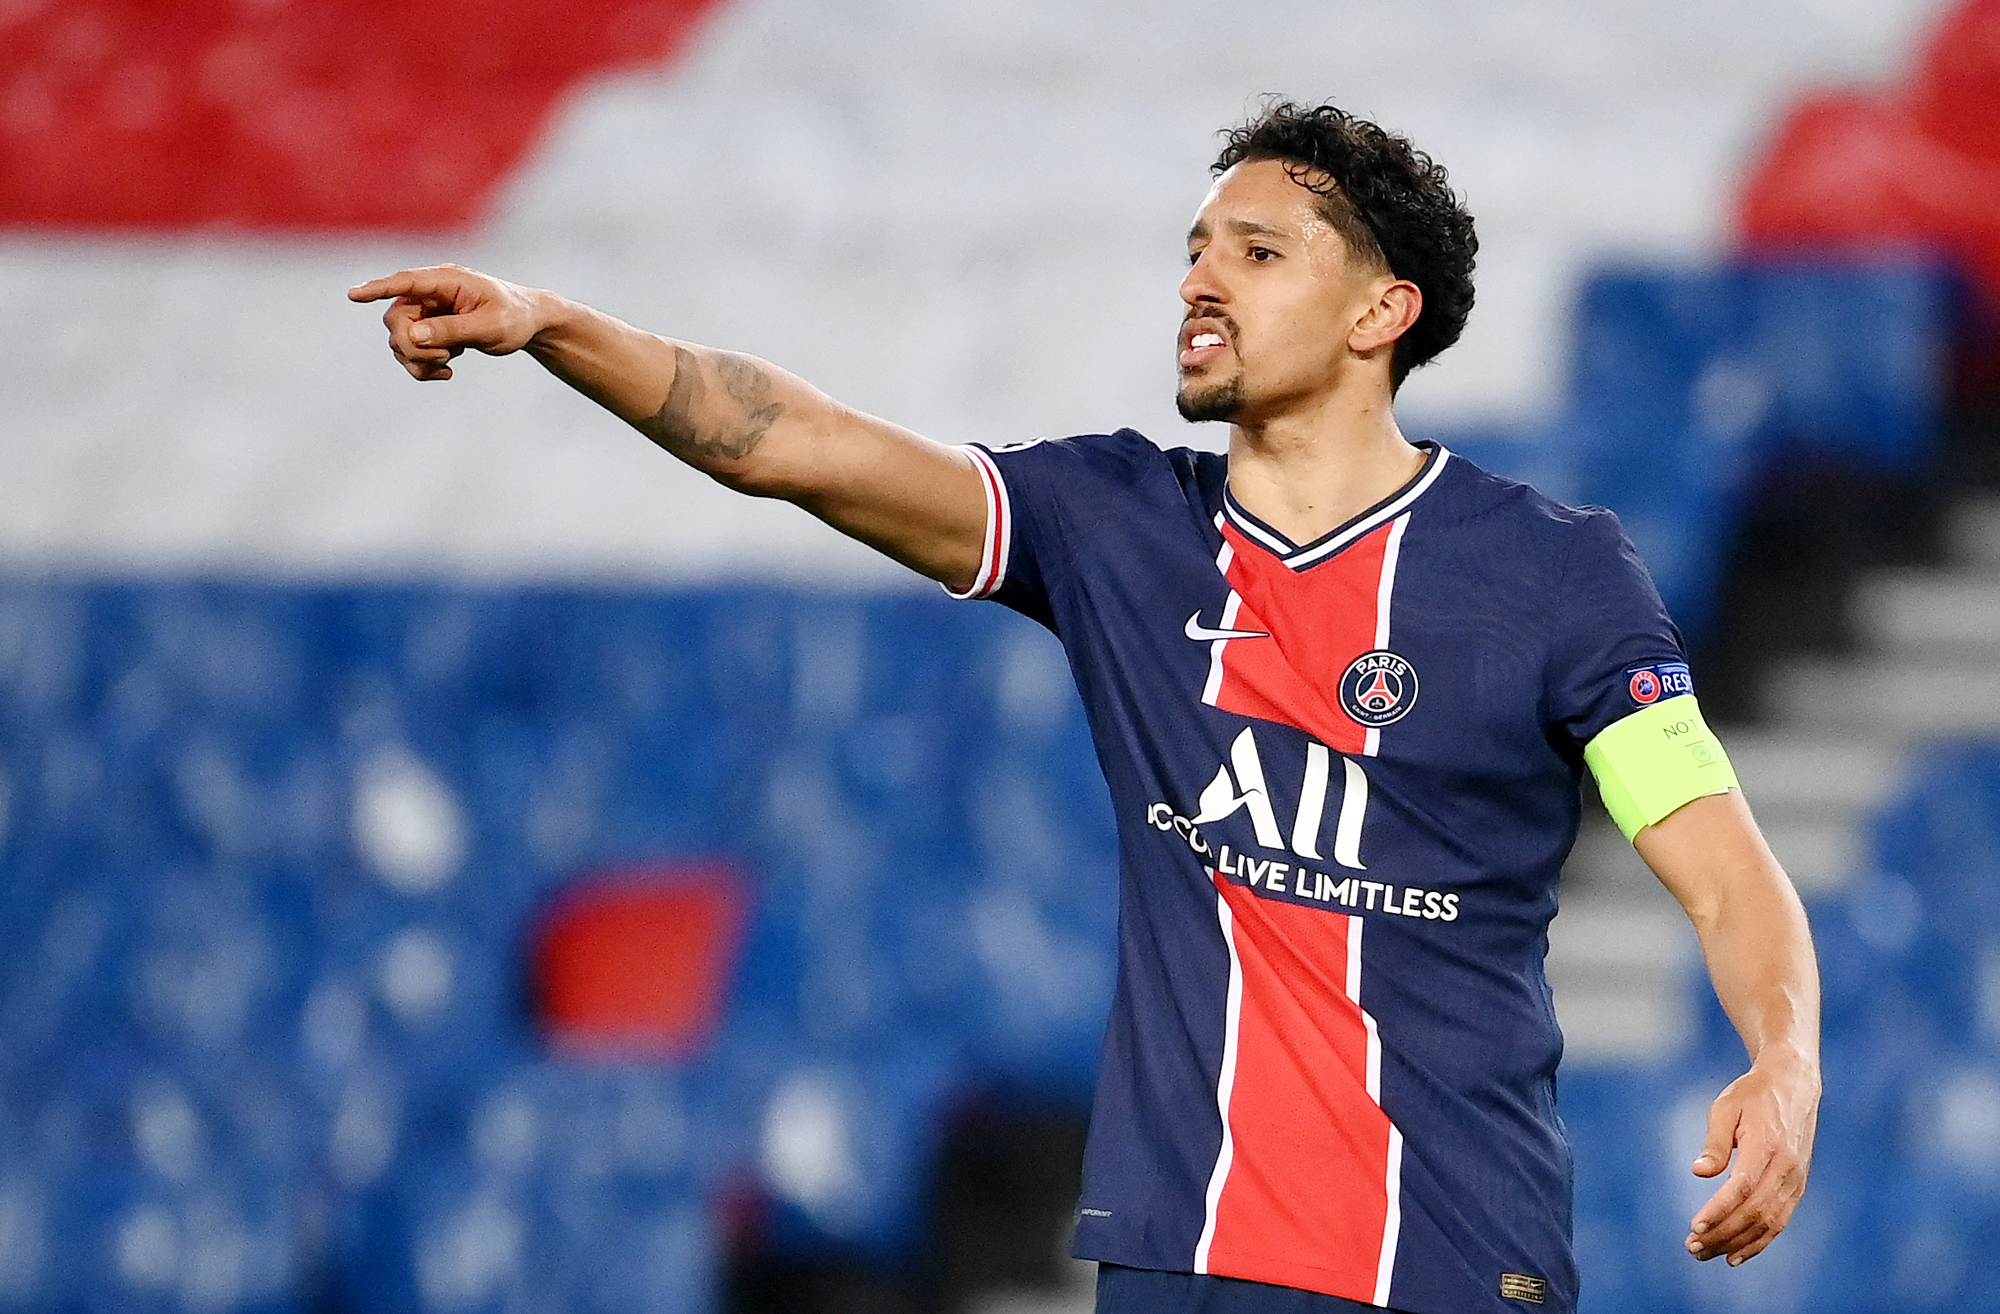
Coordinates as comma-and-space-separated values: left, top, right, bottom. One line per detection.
347, 265, 989, 591
1636, 789, 1821, 1266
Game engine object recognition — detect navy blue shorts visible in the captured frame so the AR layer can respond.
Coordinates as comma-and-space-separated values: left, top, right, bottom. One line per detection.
1094, 1264, 1404, 1314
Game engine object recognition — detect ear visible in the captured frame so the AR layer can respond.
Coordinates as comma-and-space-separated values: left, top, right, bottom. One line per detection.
1349, 279, 1422, 355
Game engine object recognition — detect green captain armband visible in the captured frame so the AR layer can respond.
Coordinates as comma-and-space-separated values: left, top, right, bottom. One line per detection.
1583, 695, 1739, 842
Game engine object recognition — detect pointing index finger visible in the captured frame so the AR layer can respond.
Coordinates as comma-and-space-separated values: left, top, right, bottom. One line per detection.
347, 273, 412, 303
348, 268, 460, 304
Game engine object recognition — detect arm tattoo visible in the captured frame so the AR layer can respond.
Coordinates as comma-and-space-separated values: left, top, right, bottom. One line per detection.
715, 353, 786, 446
641, 345, 786, 462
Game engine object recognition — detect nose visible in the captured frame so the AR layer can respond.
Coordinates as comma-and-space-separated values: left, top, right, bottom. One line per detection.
1181, 250, 1224, 310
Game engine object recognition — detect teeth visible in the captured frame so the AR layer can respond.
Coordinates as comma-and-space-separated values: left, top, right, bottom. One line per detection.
1191, 333, 1224, 349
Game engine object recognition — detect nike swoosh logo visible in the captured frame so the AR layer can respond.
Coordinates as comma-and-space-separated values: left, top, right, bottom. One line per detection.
1184, 610, 1270, 643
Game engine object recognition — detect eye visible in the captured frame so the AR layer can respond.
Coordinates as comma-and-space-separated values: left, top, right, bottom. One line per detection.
1248, 245, 1276, 262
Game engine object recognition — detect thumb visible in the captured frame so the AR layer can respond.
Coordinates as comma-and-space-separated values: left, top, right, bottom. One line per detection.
1692, 1100, 1737, 1178
409, 309, 485, 350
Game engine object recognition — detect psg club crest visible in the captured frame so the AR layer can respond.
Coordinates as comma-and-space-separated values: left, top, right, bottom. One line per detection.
1339, 649, 1419, 727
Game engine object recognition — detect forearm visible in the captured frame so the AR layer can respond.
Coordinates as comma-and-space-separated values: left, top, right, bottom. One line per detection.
521, 292, 821, 490
1636, 792, 1821, 1075
1688, 866, 1821, 1076
1634, 789, 1820, 1262
353, 265, 991, 588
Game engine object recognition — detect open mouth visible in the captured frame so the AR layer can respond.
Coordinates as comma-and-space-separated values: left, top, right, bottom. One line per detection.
1179, 324, 1230, 371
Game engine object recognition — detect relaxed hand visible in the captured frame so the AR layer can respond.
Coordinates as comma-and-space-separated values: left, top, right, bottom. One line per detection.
1685, 1054, 1819, 1265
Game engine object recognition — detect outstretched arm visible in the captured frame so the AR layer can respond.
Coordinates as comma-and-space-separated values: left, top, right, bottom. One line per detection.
348, 265, 990, 591
1635, 789, 1821, 1266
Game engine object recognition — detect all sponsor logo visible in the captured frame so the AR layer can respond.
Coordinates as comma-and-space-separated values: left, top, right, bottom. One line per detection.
1624, 660, 1693, 708
1338, 650, 1419, 727
1143, 726, 1463, 923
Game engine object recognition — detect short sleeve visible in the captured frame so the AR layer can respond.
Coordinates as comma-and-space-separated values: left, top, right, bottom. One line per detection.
944, 431, 1174, 631
1544, 507, 1692, 749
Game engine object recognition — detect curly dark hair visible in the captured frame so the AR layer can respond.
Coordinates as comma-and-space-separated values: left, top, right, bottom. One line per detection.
1214, 99, 1477, 391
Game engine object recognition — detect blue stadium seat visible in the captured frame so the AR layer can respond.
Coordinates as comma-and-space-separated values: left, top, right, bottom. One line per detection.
307, 910, 534, 1099
737, 1032, 964, 1263
1871, 742, 2000, 948
0, 578, 1129, 1310
332, 1058, 725, 1314
1436, 258, 1955, 642
0, 583, 87, 735
1560, 1063, 1724, 1314
1746, 260, 1958, 471
1565, 270, 1768, 640
14, 1041, 317, 1314
1571, 261, 1953, 472
1828, 1167, 2000, 1314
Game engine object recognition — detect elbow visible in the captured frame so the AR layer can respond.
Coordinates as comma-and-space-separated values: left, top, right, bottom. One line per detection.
705, 453, 806, 501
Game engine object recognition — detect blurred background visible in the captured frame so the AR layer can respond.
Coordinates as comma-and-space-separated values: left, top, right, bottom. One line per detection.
2, 0, 1999, 1310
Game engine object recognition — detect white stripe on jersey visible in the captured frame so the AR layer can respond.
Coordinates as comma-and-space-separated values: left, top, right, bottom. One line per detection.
1202, 517, 1238, 706
1193, 886, 1245, 1274
1283, 448, 1450, 571
946, 445, 1010, 599
1364, 512, 1413, 757
1376, 1126, 1405, 1307
1348, 914, 1403, 1308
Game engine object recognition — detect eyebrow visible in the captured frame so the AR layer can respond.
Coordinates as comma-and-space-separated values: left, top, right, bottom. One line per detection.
1186, 218, 1296, 243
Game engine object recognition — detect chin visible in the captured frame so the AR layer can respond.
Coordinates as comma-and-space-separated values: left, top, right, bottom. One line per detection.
1177, 376, 1244, 423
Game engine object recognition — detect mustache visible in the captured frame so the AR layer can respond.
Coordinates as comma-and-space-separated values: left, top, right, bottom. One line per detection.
1181, 309, 1240, 339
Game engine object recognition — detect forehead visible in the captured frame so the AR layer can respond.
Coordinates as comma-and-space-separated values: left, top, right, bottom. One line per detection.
1190, 158, 1339, 241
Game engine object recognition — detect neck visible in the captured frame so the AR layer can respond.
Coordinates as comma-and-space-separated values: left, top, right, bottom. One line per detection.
1224, 379, 1424, 544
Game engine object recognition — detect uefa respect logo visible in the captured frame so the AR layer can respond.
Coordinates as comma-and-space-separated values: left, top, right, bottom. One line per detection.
1624, 660, 1693, 708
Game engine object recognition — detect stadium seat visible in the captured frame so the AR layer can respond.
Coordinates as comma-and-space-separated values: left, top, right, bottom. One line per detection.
1749, 261, 1958, 469
11, 1042, 316, 1313
1560, 260, 1953, 638
0, 578, 1123, 1304
742, 1035, 965, 1263
333, 1057, 726, 1314
1738, 0, 2000, 322
1556, 1067, 1656, 1314
531, 861, 750, 1061
1829, 1168, 2000, 1314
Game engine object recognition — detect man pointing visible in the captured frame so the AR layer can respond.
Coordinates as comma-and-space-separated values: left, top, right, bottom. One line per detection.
353, 99, 1819, 1314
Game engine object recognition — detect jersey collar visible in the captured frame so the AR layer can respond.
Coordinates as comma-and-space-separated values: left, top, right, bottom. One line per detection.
1221, 443, 1451, 571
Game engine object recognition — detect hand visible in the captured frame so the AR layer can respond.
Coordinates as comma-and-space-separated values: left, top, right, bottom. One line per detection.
1685, 1054, 1819, 1265
348, 265, 545, 381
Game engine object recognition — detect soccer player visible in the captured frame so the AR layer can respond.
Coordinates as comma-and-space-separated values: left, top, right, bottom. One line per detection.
351, 100, 1820, 1314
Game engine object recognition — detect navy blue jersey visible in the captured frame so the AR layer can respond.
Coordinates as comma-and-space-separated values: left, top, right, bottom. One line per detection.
952, 432, 1685, 1314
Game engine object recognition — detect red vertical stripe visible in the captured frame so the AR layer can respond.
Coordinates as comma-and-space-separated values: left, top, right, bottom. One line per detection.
1210, 519, 1393, 754
1202, 876, 1396, 1301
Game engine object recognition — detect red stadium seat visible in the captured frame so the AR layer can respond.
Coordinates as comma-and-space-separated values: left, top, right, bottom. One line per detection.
0, 0, 723, 229
1913, 0, 2000, 163
1735, 0, 2000, 318
1738, 93, 1968, 243
532, 861, 749, 1060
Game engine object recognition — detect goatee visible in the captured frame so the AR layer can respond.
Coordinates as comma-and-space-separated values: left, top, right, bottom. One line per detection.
1177, 376, 1244, 423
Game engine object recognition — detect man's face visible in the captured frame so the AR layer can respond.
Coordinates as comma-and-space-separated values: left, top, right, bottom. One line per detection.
1177, 158, 1389, 424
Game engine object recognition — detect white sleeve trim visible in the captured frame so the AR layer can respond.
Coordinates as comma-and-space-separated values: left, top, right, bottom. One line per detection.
943, 445, 1012, 600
